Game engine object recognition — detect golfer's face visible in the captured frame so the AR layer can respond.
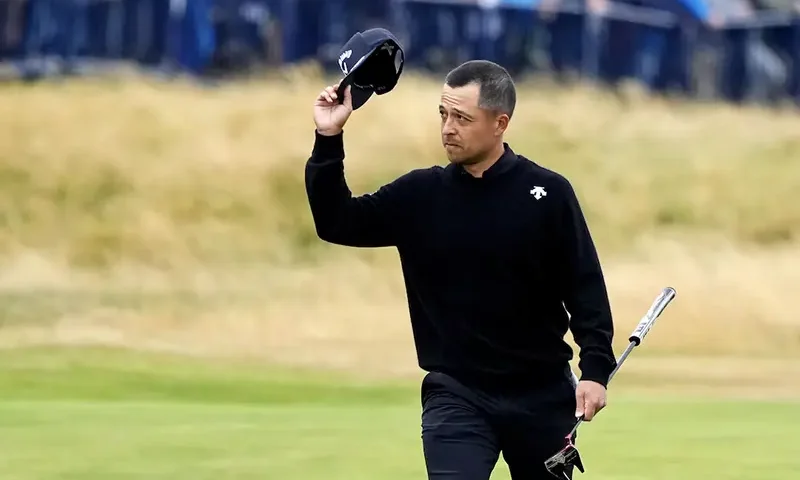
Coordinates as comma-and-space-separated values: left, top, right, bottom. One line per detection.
439, 83, 496, 164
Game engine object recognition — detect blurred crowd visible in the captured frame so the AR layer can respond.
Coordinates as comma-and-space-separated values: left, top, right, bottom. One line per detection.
1, 0, 799, 105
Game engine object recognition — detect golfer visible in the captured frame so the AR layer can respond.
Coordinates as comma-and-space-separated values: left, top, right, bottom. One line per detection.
305, 59, 617, 480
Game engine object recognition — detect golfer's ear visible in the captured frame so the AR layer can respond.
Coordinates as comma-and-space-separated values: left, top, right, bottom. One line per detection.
495, 114, 510, 135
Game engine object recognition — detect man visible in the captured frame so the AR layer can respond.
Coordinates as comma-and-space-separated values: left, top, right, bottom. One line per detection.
305, 59, 616, 479
706, 0, 790, 103
537, 0, 610, 82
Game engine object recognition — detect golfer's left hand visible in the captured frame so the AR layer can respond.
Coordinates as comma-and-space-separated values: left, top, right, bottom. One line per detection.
575, 380, 607, 421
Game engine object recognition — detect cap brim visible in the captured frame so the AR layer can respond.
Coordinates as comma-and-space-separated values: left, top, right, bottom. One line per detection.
350, 87, 373, 110
336, 76, 374, 110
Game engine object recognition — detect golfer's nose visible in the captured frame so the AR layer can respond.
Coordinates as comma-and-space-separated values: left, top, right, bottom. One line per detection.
442, 118, 457, 136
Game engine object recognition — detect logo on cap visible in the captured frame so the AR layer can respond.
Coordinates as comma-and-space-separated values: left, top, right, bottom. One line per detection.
380, 42, 395, 55
338, 49, 352, 74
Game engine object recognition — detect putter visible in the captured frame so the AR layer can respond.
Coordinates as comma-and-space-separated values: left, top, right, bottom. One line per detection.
544, 286, 677, 480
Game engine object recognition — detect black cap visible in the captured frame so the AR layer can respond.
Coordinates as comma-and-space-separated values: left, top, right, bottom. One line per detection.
335, 28, 405, 110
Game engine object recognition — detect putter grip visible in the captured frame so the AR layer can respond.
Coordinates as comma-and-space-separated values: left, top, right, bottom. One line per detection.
628, 287, 676, 345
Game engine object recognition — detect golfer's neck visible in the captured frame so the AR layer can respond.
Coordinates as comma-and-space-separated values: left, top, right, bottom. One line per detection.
463, 142, 506, 178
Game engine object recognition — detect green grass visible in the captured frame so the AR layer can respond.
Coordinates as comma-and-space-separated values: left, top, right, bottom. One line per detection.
1, 76, 799, 478
0, 347, 796, 480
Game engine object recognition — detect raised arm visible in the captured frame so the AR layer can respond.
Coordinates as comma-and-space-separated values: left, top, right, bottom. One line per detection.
306, 130, 419, 247
305, 82, 419, 248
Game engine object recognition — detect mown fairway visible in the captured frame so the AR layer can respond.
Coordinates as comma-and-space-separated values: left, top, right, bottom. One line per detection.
0, 348, 797, 480
0, 72, 798, 479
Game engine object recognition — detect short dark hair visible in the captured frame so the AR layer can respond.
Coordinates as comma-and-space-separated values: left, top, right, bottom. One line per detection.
444, 60, 516, 118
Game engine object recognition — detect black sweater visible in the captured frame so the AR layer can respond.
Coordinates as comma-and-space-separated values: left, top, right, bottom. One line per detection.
305, 130, 617, 389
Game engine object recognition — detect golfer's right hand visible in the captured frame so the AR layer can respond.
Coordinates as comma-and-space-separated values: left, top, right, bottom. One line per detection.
314, 82, 352, 136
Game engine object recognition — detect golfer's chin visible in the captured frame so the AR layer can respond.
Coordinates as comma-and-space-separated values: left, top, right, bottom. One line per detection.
443, 144, 469, 164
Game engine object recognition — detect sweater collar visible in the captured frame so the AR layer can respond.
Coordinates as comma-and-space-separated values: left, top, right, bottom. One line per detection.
449, 143, 519, 182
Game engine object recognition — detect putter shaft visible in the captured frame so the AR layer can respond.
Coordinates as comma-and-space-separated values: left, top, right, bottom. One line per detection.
567, 287, 676, 437
546, 288, 676, 479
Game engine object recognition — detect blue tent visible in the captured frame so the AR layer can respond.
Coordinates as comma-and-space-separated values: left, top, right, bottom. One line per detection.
630, 0, 710, 20
500, 0, 542, 7
667, 0, 709, 19
501, 0, 708, 19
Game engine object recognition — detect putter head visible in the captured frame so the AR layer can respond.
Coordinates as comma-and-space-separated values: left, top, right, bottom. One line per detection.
544, 435, 585, 479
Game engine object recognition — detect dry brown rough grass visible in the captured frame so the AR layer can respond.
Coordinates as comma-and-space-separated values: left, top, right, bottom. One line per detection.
0, 71, 798, 394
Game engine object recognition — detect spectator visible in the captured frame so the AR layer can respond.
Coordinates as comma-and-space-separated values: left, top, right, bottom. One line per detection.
750, 0, 800, 103
751, 0, 800, 11
537, 0, 610, 81
708, 0, 789, 102
584, 0, 610, 80
2, 0, 27, 56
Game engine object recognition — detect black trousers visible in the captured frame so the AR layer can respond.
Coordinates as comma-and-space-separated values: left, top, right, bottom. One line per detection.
420, 370, 578, 480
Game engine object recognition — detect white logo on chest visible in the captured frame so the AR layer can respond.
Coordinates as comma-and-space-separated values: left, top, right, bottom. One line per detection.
530, 186, 547, 200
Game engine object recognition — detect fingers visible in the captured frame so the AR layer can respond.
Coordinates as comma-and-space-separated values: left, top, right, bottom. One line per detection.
583, 394, 607, 422
584, 397, 606, 421
318, 85, 339, 104
575, 382, 607, 422
574, 389, 585, 419
583, 398, 598, 421
314, 80, 352, 112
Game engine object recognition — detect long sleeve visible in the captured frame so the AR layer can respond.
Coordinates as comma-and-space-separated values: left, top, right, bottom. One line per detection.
304, 130, 420, 248
554, 178, 617, 387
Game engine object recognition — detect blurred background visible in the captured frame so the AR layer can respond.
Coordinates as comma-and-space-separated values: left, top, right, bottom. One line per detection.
2, 0, 800, 103
0, 1, 798, 479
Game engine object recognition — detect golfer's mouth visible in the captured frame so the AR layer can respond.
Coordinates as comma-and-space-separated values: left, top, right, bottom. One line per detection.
443, 143, 460, 148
